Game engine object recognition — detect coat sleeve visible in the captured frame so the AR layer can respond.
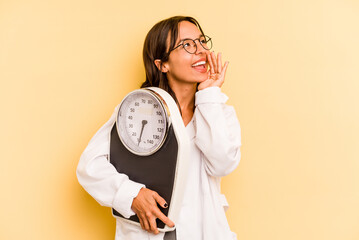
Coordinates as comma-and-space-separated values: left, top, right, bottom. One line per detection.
194, 87, 242, 177
76, 105, 145, 218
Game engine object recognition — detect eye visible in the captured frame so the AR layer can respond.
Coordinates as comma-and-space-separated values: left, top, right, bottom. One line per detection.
200, 36, 208, 43
183, 40, 196, 47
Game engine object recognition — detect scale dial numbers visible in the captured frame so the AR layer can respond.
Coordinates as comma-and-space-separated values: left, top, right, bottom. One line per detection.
117, 90, 169, 156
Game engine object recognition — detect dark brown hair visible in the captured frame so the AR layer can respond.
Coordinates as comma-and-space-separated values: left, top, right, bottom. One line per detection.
141, 16, 205, 103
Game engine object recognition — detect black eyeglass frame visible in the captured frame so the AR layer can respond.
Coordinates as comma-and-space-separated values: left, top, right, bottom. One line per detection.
168, 35, 212, 55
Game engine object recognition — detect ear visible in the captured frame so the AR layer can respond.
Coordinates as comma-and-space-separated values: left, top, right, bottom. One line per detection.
154, 59, 169, 73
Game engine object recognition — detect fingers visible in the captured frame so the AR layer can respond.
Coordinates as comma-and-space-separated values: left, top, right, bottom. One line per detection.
153, 192, 175, 227
217, 61, 229, 87
154, 208, 175, 228
207, 51, 226, 76
222, 61, 229, 79
206, 51, 215, 74
132, 189, 174, 234
217, 52, 222, 73
138, 207, 161, 234
210, 51, 217, 73
139, 217, 145, 230
148, 212, 159, 234
139, 214, 150, 233
142, 208, 174, 234
153, 191, 168, 209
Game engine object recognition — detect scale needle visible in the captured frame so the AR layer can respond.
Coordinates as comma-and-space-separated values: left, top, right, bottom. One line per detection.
137, 120, 148, 146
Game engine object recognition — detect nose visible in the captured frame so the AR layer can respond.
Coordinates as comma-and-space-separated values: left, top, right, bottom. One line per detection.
194, 40, 208, 55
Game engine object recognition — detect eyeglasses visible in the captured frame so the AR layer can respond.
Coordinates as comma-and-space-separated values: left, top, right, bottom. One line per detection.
169, 35, 212, 54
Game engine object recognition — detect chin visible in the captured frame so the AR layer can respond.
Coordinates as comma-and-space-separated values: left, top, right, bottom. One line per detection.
196, 75, 208, 83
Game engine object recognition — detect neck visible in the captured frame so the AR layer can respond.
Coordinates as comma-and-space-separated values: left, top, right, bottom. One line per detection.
169, 82, 196, 112
168, 80, 196, 126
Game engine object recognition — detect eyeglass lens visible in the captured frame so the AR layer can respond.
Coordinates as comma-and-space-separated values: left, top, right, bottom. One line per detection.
183, 36, 212, 54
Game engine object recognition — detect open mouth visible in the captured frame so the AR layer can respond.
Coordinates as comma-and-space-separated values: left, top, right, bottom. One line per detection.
191, 61, 207, 72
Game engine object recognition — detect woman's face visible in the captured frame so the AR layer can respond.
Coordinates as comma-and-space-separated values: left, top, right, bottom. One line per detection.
163, 21, 210, 86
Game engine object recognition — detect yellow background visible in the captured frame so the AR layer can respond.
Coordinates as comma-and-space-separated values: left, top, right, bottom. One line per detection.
1, 0, 358, 239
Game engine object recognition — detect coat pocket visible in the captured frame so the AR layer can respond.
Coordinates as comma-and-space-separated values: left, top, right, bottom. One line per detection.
220, 194, 229, 212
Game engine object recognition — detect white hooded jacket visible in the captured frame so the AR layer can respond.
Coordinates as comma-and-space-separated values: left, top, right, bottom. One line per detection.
77, 86, 242, 240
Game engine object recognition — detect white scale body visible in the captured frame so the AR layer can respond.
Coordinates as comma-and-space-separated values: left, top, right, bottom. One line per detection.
109, 87, 190, 232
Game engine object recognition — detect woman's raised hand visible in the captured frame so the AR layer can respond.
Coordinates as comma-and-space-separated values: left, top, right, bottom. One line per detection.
131, 187, 175, 234
198, 51, 229, 91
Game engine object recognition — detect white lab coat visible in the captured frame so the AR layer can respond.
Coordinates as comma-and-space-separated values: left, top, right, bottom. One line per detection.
77, 86, 242, 240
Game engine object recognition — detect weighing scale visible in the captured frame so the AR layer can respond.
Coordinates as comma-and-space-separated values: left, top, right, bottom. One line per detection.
109, 87, 190, 232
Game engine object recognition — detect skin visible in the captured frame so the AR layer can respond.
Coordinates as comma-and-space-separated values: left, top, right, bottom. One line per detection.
131, 20, 229, 235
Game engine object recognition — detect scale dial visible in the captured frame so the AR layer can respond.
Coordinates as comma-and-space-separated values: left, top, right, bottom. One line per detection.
116, 89, 170, 156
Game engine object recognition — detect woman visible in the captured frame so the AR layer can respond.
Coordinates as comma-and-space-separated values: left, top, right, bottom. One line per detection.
77, 16, 241, 240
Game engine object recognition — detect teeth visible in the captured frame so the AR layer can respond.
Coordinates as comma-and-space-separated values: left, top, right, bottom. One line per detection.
192, 61, 206, 67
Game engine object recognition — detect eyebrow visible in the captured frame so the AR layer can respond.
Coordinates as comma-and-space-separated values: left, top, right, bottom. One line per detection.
178, 34, 204, 43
